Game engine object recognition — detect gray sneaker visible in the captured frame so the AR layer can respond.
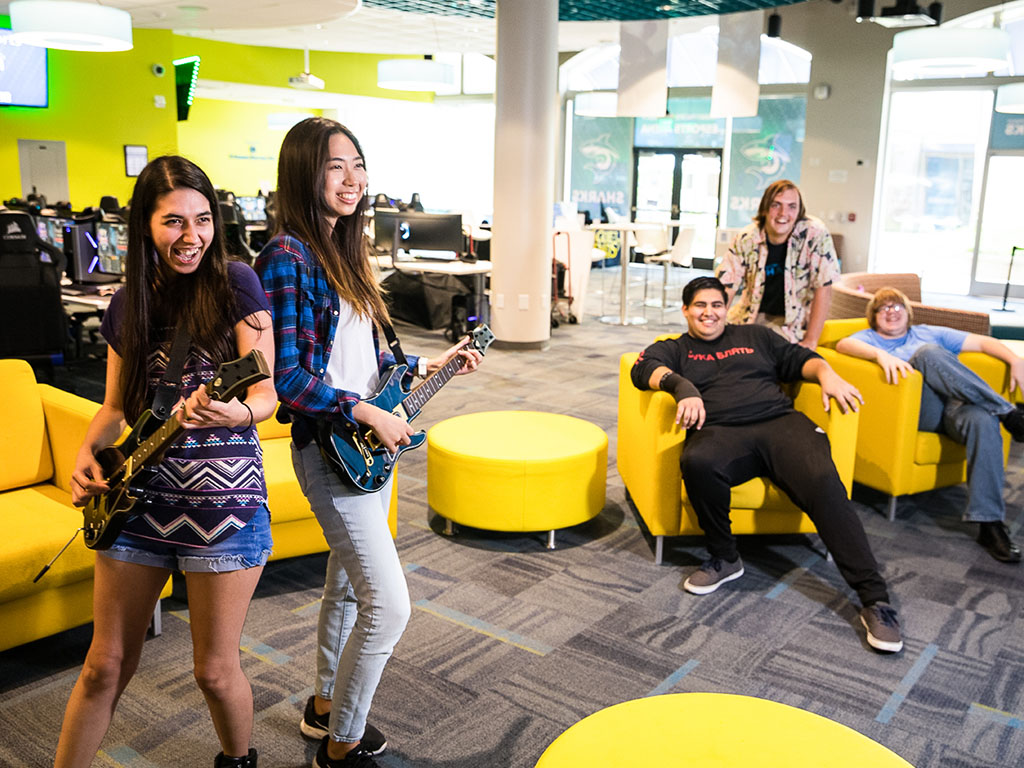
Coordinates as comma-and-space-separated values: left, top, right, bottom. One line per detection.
683, 556, 744, 595
860, 602, 904, 653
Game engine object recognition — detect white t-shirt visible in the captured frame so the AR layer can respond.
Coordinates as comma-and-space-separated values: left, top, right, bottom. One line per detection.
324, 300, 379, 398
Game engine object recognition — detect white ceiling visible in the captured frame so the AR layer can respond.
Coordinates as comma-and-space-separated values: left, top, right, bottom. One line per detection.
0, 0, 624, 54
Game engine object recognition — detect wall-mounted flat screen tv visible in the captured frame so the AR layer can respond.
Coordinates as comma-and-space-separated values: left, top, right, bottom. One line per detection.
0, 29, 48, 108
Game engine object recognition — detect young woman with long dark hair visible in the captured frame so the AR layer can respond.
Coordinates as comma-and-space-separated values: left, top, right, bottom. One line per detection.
56, 155, 277, 768
256, 117, 480, 768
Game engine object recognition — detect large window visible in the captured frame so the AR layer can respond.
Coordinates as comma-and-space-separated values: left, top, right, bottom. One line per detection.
874, 90, 993, 294
975, 155, 1024, 287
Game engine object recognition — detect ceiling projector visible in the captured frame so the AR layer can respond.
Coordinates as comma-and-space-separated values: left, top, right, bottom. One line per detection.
288, 72, 325, 90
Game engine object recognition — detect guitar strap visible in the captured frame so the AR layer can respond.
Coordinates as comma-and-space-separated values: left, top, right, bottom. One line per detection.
380, 320, 408, 368
151, 323, 192, 421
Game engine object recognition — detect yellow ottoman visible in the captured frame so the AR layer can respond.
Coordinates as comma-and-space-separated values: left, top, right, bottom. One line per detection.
536, 693, 914, 767
427, 411, 607, 548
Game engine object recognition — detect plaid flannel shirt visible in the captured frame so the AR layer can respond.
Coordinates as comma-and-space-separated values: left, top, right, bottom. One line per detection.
255, 232, 417, 446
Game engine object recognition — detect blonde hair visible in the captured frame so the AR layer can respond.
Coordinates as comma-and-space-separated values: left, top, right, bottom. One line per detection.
866, 287, 914, 331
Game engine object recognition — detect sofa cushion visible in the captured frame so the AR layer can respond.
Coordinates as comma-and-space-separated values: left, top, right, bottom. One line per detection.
0, 360, 53, 492
0, 485, 95, 603
914, 432, 967, 465
261, 438, 316, 524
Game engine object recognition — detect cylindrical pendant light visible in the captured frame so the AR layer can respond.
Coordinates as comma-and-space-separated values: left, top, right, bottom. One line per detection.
10, 0, 133, 52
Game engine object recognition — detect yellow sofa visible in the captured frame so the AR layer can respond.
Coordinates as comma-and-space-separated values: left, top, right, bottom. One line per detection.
617, 349, 859, 564
820, 318, 1011, 520
0, 359, 172, 653
0, 360, 395, 653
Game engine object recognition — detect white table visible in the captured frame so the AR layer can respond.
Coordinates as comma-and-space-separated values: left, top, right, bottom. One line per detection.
586, 222, 665, 326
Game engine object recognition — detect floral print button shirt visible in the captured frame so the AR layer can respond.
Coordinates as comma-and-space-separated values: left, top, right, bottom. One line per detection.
715, 216, 839, 343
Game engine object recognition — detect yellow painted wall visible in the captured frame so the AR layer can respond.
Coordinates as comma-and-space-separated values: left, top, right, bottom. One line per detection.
177, 100, 318, 195
0, 27, 178, 207
170, 36, 432, 101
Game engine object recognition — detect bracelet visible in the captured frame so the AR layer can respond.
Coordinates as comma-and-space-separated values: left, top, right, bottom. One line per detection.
227, 402, 253, 434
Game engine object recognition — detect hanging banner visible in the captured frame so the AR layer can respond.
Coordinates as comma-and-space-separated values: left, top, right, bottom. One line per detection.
726, 96, 807, 228
710, 12, 762, 119
617, 20, 669, 118
569, 114, 634, 223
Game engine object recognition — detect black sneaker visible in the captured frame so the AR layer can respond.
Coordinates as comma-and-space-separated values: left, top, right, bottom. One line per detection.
1001, 407, 1024, 443
978, 521, 1022, 563
859, 602, 904, 653
313, 737, 379, 768
300, 697, 387, 755
214, 749, 257, 768
682, 556, 744, 595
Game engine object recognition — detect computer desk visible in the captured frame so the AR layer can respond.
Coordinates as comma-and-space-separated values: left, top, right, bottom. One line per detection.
62, 288, 115, 358
393, 258, 492, 326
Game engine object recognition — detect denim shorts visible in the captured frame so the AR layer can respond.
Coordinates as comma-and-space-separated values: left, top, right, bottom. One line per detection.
100, 505, 273, 573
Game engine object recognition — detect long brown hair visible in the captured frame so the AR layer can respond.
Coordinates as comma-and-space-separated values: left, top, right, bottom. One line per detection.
274, 117, 389, 323
754, 179, 806, 230
119, 155, 238, 422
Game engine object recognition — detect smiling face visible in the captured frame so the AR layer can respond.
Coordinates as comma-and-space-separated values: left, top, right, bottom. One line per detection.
148, 187, 213, 276
683, 287, 728, 342
322, 131, 367, 227
873, 301, 910, 338
764, 187, 801, 245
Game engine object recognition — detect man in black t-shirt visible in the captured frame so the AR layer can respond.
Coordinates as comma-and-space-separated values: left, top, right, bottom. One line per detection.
631, 276, 903, 653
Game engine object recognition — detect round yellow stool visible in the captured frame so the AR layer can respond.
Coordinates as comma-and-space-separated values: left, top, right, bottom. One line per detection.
427, 411, 607, 548
535, 693, 914, 767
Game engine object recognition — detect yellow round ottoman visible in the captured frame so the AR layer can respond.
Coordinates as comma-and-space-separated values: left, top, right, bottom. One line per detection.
535, 693, 913, 767
427, 411, 607, 548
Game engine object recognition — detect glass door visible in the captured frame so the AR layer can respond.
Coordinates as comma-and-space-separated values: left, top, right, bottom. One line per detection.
632, 148, 722, 263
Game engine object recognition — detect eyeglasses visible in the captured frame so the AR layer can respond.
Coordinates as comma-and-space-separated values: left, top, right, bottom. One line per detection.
878, 303, 905, 314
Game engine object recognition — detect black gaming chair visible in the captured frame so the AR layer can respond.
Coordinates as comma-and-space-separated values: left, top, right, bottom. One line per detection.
220, 202, 255, 265
0, 211, 68, 377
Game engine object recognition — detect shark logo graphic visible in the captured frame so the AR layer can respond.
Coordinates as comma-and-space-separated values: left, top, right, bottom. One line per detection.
580, 134, 620, 182
740, 133, 792, 187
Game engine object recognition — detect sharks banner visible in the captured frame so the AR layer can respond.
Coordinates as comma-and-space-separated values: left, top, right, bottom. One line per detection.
726, 96, 806, 228
570, 115, 635, 223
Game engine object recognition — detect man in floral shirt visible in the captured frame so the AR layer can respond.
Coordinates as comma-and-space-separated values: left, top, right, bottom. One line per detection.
716, 180, 838, 349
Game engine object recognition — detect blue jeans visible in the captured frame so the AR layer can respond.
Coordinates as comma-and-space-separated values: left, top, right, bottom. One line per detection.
912, 344, 1010, 523
102, 505, 273, 572
291, 441, 410, 744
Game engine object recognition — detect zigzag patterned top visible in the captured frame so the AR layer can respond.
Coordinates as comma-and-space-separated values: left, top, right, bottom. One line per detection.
99, 262, 270, 548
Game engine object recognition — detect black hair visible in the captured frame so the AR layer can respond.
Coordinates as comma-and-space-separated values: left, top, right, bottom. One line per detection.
682, 276, 727, 306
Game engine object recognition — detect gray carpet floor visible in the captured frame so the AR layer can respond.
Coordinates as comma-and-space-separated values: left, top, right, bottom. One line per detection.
3, 265, 1024, 767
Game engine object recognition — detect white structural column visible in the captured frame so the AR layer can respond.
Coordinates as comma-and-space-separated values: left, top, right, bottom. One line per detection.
490, 0, 558, 344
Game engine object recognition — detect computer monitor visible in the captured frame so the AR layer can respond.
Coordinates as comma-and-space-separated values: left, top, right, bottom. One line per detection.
65, 222, 123, 284
36, 215, 71, 250
373, 211, 464, 258
95, 221, 128, 276
236, 196, 266, 223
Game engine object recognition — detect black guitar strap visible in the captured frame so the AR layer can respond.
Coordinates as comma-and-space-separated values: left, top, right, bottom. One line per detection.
151, 323, 192, 421
380, 320, 408, 368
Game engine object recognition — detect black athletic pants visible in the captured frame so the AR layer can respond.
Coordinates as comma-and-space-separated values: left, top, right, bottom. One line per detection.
680, 411, 890, 607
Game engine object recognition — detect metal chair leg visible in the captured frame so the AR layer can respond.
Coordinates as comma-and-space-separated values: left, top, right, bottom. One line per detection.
149, 599, 163, 637
887, 496, 897, 522
654, 535, 664, 565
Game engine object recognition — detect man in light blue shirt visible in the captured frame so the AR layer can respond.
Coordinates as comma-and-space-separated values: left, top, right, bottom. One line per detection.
836, 287, 1024, 563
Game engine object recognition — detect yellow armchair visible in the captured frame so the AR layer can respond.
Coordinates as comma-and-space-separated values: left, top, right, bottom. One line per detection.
617, 350, 859, 564
820, 318, 1011, 520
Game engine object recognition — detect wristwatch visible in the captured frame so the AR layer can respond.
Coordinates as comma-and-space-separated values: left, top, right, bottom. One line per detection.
417, 357, 428, 379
